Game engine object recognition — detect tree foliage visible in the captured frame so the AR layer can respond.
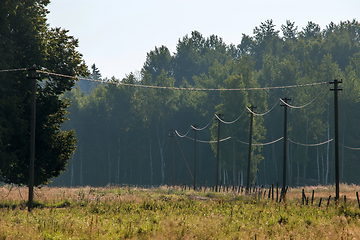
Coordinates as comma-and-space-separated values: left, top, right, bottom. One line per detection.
0, 0, 88, 186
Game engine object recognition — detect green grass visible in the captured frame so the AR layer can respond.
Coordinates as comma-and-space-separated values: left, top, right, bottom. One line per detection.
0, 185, 360, 239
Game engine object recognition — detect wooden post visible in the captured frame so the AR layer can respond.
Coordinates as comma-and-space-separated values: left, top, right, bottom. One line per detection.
193, 125, 197, 191
330, 79, 342, 200
246, 106, 256, 193
302, 189, 305, 205
280, 98, 291, 191
311, 190, 315, 205
27, 65, 38, 212
215, 114, 222, 192
327, 195, 331, 208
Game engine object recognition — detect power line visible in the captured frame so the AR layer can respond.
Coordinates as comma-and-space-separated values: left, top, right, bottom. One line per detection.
0, 68, 329, 91
246, 100, 279, 116
236, 136, 284, 146
0, 68, 28, 72
288, 138, 333, 147
279, 84, 329, 109
35, 69, 329, 92
191, 117, 213, 131
174, 129, 191, 138
0, 68, 332, 92
214, 110, 247, 124
340, 143, 360, 150
174, 130, 232, 143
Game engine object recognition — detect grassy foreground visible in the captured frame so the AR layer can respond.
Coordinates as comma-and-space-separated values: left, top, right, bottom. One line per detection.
1, 184, 360, 239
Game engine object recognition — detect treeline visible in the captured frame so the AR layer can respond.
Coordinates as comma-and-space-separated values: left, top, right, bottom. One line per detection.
51, 19, 360, 188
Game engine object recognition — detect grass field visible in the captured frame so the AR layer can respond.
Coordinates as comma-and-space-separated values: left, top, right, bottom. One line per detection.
1, 184, 360, 239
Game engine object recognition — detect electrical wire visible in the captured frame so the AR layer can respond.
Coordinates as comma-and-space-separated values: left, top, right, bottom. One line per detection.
36, 69, 329, 92
246, 99, 279, 116
236, 136, 284, 146
279, 84, 329, 109
0, 68, 28, 72
340, 143, 360, 150
115, 80, 329, 91
174, 129, 191, 138
176, 134, 233, 144
288, 138, 333, 147
214, 110, 247, 124
191, 117, 214, 131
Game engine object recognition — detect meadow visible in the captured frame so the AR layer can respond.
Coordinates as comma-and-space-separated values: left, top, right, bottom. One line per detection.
1, 184, 360, 239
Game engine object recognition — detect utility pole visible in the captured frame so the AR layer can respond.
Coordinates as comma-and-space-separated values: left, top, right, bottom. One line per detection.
281, 97, 291, 191
330, 79, 342, 200
246, 106, 256, 193
215, 114, 222, 192
169, 130, 175, 185
27, 65, 39, 212
193, 125, 197, 191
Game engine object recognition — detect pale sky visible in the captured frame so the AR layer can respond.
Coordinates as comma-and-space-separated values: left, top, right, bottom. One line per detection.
47, 0, 359, 79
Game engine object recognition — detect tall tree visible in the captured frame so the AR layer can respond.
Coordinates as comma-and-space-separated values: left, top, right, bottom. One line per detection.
0, 0, 88, 186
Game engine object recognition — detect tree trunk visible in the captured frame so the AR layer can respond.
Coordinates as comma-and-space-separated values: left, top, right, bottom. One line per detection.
326, 124, 330, 185
241, 171, 243, 186
271, 130, 278, 183
326, 105, 330, 185
321, 150, 325, 184
317, 146, 320, 183
149, 138, 153, 186
80, 147, 83, 186
341, 126, 345, 182
288, 141, 292, 186
71, 155, 74, 187
156, 122, 165, 184
296, 144, 300, 186
117, 121, 121, 184
304, 118, 308, 186
108, 143, 111, 184
233, 138, 236, 185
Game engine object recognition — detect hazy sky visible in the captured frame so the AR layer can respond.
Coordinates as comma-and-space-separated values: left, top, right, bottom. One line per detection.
47, 0, 359, 79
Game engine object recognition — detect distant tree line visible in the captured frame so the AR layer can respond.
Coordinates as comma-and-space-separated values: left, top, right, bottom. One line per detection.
52, 19, 360, 188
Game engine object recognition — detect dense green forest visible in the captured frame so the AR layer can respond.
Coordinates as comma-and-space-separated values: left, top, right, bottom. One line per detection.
51, 19, 360, 188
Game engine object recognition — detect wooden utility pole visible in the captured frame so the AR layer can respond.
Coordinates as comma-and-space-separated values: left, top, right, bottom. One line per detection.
193, 125, 197, 191
215, 114, 222, 192
246, 106, 256, 193
330, 79, 342, 200
27, 65, 38, 212
281, 97, 291, 191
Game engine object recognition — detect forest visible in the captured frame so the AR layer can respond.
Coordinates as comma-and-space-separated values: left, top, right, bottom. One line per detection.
51, 19, 360, 188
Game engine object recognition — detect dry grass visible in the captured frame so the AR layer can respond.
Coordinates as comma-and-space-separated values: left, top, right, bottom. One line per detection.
0, 184, 360, 239
287, 183, 360, 201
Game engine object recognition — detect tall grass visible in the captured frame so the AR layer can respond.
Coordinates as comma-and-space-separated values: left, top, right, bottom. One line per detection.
0, 184, 360, 239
